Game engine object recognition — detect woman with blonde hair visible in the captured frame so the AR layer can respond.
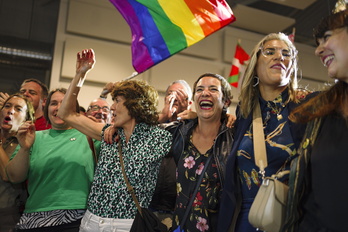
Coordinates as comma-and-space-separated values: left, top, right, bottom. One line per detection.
238, 32, 299, 119
218, 32, 314, 232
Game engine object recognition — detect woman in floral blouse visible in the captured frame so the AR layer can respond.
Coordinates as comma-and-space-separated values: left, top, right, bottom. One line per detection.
58, 49, 172, 231
166, 73, 234, 231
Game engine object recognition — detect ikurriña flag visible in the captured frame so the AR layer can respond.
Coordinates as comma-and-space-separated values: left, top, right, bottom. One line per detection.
109, 0, 236, 74
228, 42, 250, 88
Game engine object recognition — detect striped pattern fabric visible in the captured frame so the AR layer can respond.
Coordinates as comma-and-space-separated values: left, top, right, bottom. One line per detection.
17, 209, 85, 229
109, 0, 236, 73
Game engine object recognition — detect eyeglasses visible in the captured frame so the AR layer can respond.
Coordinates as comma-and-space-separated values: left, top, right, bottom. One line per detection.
259, 47, 295, 60
88, 105, 110, 112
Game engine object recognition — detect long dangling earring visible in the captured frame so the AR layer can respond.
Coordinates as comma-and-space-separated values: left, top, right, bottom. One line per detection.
253, 76, 259, 87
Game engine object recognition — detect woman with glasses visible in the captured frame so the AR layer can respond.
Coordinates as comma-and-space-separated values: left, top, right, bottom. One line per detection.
217, 32, 314, 232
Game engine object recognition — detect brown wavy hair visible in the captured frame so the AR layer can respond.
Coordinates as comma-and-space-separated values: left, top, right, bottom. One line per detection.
290, 81, 348, 123
313, 8, 348, 45
111, 79, 159, 125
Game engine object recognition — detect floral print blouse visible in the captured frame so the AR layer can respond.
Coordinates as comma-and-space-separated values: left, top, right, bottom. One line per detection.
87, 123, 172, 218
173, 135, 221, 232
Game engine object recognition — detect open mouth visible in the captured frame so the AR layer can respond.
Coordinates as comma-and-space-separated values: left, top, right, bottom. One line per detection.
199, 100, 213, 110
52, 113, 61, 120
323, 55, 334, 67
4, 116, 11, 123
95, 114, 102, 119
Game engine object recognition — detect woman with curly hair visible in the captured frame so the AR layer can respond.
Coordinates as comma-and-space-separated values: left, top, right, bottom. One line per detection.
58, 49, 172, 232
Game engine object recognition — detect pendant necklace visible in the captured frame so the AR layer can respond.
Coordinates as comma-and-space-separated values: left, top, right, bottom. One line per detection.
267, 100, 286, 121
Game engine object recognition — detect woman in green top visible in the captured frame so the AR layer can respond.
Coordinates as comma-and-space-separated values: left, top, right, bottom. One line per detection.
5, 88, 95, 231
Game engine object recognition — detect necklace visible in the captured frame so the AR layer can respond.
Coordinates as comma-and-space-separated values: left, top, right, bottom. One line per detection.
266, 94, 286, 121
0, 137, 17, 150
267, 101, 285, 120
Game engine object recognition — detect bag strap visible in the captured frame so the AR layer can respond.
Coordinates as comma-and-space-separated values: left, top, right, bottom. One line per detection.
252, 101, 268, 177
118, 142, 143, 216
179, 154, 213, 228
252, 102, 290, 179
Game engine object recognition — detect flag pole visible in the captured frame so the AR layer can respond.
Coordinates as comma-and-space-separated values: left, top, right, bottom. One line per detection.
292, 27, 296, 35
125, 71, 139, 80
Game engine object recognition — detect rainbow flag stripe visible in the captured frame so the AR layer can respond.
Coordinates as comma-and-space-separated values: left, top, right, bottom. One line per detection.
109, 0, 235, 73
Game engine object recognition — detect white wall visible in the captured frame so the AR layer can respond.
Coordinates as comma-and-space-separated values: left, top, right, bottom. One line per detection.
51, 0, 329, 114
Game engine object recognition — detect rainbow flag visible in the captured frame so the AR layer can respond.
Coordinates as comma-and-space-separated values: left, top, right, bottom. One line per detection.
109, 0, 235, 73
228, 42, 249, 88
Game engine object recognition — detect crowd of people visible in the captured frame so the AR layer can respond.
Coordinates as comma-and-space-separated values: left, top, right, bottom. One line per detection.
0, 4, 347, 232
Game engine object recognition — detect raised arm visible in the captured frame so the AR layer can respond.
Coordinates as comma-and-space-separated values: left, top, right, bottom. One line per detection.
57, 49, 105, 140
5, 121, 35, 183
0, 92, 9, 109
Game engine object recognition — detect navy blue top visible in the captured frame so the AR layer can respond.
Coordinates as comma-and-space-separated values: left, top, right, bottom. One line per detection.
217, 89, 317, 232
238, 91, 294, 200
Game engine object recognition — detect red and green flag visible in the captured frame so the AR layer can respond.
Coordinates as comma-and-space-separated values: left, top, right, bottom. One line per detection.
228, 43, 250, 88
